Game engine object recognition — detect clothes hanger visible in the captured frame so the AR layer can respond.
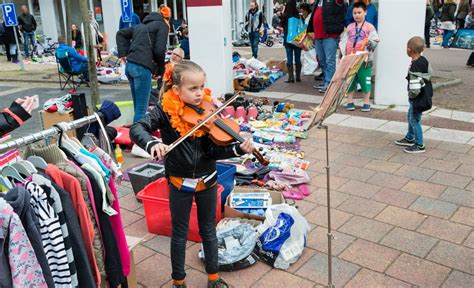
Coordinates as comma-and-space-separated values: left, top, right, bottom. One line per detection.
81, 134, 99, 151
0, 175, 13, 190
20, 160, 38, 174
1, 165, 26, 183
27, 156, 49, 170
70, 137, 86, 150
11, 162, 32, 177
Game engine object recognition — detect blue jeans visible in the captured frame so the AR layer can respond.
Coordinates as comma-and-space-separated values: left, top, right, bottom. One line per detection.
249, 31, 260, 58
23, 32, 35, 58
125, 62, 152, 123
315, 38, 338, 87
442, 30, 454, 47
285, 45, 302, 65
406, 103, 423, 146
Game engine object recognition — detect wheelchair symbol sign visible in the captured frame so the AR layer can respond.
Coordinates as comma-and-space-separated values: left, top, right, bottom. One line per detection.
121, 0, 132, 23
1, 3, 18, 27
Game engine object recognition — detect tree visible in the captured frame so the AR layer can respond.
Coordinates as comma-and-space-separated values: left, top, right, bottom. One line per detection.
79, 0, 100, 109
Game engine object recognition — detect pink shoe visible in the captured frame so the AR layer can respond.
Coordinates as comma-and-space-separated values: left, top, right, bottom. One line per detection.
235, 106, 246, 120
298, 184, 311, 196
222, 106, 235, 118
247, 106, 258, 121
283, 189, 304, 200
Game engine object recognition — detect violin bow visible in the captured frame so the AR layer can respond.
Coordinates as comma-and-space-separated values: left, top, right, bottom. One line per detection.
164, 92, 242, 155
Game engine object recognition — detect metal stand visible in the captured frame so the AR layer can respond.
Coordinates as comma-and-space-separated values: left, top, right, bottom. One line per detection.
319, 124, 334, 288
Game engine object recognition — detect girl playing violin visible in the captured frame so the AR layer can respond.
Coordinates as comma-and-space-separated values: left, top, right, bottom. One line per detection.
130, 60, 253, 288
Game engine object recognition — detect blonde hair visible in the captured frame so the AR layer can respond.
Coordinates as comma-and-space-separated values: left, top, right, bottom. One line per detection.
161, 60, 206, 96
407, 36, 425, 54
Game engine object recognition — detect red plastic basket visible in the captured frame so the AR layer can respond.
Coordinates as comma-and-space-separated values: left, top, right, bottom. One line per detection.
136, 178, 223, 242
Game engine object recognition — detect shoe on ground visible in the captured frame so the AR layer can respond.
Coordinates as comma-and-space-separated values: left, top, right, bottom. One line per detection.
313, 84, 325, 89
361, 104, 371, 112
345, 103, 356, 111
172, 283, 187, 288
131, 144, 151, 158
404, 144, 426, 154
318, 86, 328, 93
314, 73, 324, 81
395, 138, 415, 147
208, 277, 229, 288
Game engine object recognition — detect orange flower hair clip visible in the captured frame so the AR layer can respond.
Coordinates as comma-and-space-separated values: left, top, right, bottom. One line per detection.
163, 63, 174, 86
160, 5, 171, 19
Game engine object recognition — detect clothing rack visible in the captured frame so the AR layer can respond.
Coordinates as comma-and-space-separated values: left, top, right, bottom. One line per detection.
0, 114, 98, 154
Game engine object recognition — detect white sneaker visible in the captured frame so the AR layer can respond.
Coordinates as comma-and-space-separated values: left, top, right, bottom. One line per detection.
131, 144, 151, 158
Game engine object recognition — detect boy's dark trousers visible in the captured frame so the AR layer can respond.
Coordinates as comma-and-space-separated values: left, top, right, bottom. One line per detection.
169, 184, 219, 280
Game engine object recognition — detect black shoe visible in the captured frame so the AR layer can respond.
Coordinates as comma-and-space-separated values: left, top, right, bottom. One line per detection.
395, 138, 415, 147
173, 282, 187, 288
404, 144, 426, 154
208, 277, 229, 288
314, 73, 324, 81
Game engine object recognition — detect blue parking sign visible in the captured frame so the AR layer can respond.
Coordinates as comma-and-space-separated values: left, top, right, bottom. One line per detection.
121, 0, 133, 23
1, 3, 18, 27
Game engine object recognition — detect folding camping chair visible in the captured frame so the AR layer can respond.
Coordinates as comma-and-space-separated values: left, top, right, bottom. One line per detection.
56, 50, 85, 91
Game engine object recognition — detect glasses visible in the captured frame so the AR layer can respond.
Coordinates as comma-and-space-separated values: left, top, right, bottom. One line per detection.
172, 53, 182, 59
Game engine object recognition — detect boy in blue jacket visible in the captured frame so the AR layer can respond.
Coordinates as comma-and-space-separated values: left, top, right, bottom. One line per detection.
55, 36, 89, 82
345, 0, 378, 29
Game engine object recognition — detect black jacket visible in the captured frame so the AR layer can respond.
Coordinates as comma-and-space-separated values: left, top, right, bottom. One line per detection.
0, 101, 31, 137
130, 105, 245, 179
18, 13, 37, 32
72, 29, 83, 49
116, 12, 169, 75
307, 0, 346, 35
3, 23, 21, 45
407, 56, 433, 113
440, 3, 456, 22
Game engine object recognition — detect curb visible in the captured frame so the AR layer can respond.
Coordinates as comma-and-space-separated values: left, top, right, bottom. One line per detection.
433, 78, 463, 90
0, 78, 58, 84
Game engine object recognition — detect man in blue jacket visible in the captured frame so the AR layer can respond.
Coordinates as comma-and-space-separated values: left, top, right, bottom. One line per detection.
55, 36, 89, 82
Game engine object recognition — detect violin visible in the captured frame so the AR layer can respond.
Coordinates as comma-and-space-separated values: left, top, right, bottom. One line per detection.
165, 93, 270, 166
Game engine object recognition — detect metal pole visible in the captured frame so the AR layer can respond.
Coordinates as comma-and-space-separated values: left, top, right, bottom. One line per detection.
13, 29, 25, 70
321, 124, 334, 288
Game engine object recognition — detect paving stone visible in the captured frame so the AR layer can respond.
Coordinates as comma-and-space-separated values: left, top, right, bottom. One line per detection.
288, 93, 323, 103
443, 152, 474, 166
464, 232, 474, 249
394, 165, 436, 181
336, 166, 376, 182
427, 241, 474, 274
339, 216, 393, 242
367, 172, 410, 190
337, 196, 387, 218
451, 207, 474, 226
120, 208, 144, 228
364, 159, 403, 173
143, 235, 194, 257
422, 148, 450, 159
305, 188, 350, 208
333, 153, 372, 168
442, 270, 474, 288
375, 206, 426, 230
401, 179, 447, 198
322, 113, 351, 125
251, 269, 315, 288
417, 216, 471, 244
420, 158, 460, 172
359, 147, 395, 161
386, 253, 451, 287
338, 115, 388, 130
136, 253, 172, 287
305, 206, 353, 229
410, 196, 459, 219
294, 200, 317, 216
467, 181, 474, 192
119, 192, 143, 212
437, 142, 473, 153
306, 149, 343, 162
389, 153, 427, 166
220, 261, 272, 287
307, 226, 355, 256
338, 180, 382, 199
339, 239, 400, 272
124, 218, 155, 241
117, 185, 134, 198
454, 164, 474, 178
287, 248, 317, 274
333, 143, 368, 156
440, 187, 474, 208
183, 243, 206, 273
345, 269, 411, 288
133, 244, 156, 265
424, 127, 474, 144
371, 188, 419, 208
295, 252, 360, 287
381, 227, 438, 258
310, 174, 349, 190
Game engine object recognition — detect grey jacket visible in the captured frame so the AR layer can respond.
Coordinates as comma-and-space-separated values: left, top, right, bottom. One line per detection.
0, 187, 55, 288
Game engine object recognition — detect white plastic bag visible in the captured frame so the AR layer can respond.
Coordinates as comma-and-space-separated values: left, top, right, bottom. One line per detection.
246, 57, 267, 71
254, 204, 310, 270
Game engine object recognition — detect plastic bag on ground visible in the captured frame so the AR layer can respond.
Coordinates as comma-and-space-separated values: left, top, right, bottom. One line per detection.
254, 204, 310, 270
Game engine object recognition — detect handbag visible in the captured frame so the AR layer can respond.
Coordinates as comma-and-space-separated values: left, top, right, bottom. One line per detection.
299, 32, 314, 51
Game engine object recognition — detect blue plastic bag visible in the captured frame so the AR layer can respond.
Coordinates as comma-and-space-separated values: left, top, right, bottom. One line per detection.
286, 17, 307, 46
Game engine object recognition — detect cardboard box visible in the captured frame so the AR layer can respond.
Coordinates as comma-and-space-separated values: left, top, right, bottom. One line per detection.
224, 187, 286, 221
38, 110, 76, 137
126, 235, 144, 288
266, 59, 287, 73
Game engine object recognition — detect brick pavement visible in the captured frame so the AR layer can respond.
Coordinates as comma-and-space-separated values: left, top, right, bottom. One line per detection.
118, 125, 474, 288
